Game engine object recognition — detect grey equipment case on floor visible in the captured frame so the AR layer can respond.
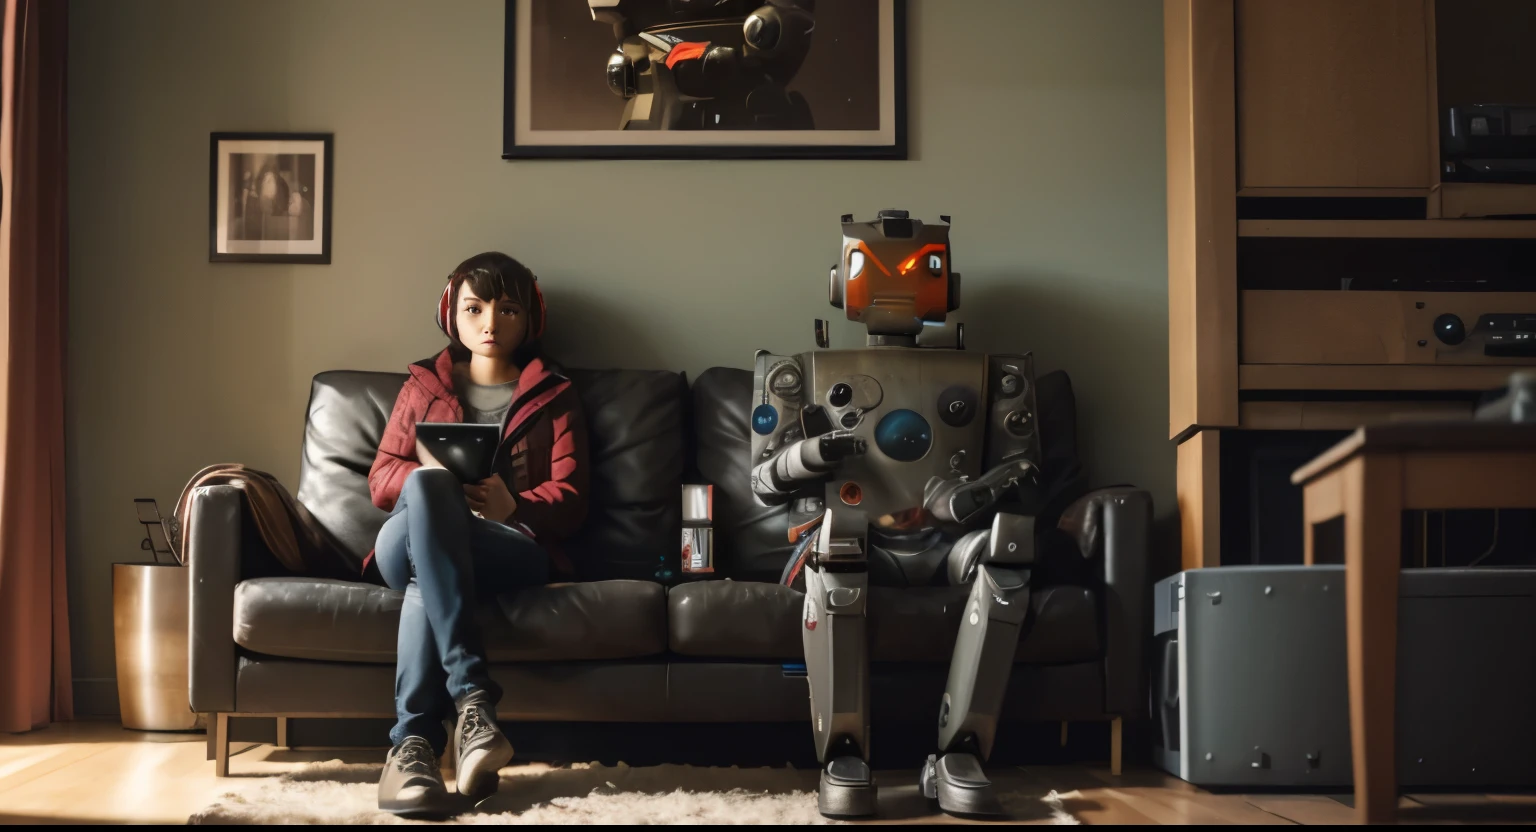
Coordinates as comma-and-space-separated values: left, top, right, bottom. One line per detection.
1152, 566, 1536, 788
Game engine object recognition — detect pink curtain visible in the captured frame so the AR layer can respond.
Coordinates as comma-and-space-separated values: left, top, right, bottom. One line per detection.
0, 0, 70, 733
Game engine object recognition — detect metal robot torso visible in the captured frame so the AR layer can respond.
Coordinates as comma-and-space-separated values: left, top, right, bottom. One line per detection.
750, 211, 1043, 586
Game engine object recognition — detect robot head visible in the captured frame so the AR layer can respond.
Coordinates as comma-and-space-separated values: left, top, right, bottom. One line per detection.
829, 210, 961, 337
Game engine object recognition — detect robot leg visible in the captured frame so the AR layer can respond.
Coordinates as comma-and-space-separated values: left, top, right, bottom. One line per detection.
802, 508, 876, 818
920, 514, 1034, 817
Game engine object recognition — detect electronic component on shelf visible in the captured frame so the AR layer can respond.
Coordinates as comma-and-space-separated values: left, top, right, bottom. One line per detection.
1433, 312, 1536, 357
1442, 104, 1536, 184
1477, 314, 1536, 357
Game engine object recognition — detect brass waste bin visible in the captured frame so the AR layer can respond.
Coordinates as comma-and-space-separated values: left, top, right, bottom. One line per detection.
113, 562, 201, 731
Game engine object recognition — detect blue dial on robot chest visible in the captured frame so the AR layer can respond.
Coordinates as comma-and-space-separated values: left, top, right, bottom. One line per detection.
874, 409, 933, 462
752, 403, 779, 435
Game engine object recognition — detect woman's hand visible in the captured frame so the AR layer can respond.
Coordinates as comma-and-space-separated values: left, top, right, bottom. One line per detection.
415, 438, 445, 470
465, 475, 518, 524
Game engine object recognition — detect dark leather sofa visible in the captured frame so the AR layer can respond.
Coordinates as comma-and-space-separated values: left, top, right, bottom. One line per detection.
189, 365, 1152, 775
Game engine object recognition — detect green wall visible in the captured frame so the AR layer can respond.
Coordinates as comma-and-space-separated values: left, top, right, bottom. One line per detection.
66, 0, 1169, 711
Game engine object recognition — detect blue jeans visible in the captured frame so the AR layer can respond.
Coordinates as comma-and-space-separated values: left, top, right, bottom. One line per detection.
374, 468, 550, 753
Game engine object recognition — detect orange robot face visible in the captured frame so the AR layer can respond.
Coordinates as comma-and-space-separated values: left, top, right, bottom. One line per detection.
828, 210, 960, 337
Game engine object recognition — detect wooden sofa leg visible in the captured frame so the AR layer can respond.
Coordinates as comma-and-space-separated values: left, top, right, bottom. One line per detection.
206, 715, 217, 761
214, 713, 231, 777
276, 716, 289, 750
1110, 717, 1123, 776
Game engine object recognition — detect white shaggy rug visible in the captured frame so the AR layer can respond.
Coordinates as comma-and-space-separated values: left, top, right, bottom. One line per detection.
189, 760, 1081, 825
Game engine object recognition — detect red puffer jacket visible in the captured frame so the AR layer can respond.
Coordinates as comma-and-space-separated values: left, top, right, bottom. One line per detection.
366, 348, 590, 577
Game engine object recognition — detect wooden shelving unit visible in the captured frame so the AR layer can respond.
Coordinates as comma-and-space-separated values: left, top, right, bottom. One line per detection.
1164, 0, 1536, 576
1238, 364, 1519, 392
1238, 400, 1474, 430
1237, 187, 1432, 198
1432, 182, 1536, 219
1239, 219, 1536, 238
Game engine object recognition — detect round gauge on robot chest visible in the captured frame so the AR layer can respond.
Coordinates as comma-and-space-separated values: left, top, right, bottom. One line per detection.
752, 403, 779, 435
826, 376, 882, 415
827, 383, 853, 408
767, 361, 803, 400
937, 385, 978, 427
874, 409, 933, 462
996, 371, 1027, 399
1003, 409, 1034, 438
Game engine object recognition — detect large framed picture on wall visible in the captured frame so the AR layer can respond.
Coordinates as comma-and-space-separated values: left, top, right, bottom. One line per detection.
502, 0, 906, 160
209, 132, 333, 264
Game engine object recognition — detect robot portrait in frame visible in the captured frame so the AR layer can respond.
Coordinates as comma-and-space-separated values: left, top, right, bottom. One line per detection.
503, 0, 905, 159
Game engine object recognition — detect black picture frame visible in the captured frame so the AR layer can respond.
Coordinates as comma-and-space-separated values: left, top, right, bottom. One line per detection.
208, 132, 334, 264
502, 0, 907, 160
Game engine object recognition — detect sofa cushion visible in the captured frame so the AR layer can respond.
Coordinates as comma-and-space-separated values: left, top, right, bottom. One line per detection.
561, 369, 687, 582
690, 368, 794, 582
295, 367, 687, 582
668, 580, 1101, 664
296, 371, 406, 569
233, 577, 667, 662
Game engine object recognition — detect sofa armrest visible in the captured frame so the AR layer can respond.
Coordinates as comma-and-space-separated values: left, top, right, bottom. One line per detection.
188, 485, 242, 714
1058, 486, 1152, 718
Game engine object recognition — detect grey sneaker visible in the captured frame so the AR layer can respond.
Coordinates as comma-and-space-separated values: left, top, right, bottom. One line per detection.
454, 693, 514, 802
378, 736, 453, 817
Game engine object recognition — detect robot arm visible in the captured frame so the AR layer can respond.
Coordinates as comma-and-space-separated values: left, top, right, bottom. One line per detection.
752, 430, 866, 503
922, 458, 1038, 527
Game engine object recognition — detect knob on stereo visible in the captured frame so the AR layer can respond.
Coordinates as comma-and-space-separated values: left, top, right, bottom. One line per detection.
1434, 313, 1466, 346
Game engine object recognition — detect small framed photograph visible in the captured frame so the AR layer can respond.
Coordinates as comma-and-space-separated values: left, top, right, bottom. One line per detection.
209, 132, 333, 264
503, 0, 906, 160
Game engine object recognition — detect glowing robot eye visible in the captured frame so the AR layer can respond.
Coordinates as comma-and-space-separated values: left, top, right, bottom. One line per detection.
849, 250, 865, 279
928, 254, 943, 275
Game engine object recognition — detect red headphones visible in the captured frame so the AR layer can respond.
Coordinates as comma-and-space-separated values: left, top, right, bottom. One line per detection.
436, 274, 546, 342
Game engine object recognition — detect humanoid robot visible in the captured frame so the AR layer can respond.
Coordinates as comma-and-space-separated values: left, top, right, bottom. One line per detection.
750, 210, 1044, 818
588, 0, 816, 130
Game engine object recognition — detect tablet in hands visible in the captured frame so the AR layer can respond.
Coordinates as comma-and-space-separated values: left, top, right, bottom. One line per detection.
415, 422, 501, 484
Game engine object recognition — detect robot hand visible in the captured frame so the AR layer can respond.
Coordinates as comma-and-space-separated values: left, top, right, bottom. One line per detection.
922, 458, 1038, 526
816, 431, 867, 464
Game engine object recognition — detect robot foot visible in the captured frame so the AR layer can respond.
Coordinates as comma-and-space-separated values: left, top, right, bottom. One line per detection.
817, 757, 877, 819
922, 753, 1004, 818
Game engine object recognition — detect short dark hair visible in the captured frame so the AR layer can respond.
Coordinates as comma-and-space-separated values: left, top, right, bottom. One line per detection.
446, 252, 542, 367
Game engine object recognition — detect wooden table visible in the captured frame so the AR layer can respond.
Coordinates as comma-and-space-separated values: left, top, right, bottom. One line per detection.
1291, 423, 1536, 825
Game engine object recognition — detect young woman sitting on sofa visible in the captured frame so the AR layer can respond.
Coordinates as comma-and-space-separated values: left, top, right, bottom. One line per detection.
365, 252, 589, 817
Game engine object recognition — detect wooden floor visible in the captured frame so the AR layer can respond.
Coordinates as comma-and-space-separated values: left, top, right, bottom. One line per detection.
1, 720, 1533, 825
